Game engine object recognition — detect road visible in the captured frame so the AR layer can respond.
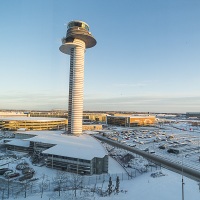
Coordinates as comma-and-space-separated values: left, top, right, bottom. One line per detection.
94, 135, 200, 182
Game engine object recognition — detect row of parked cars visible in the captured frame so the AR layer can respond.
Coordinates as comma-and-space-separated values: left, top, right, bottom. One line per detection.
16, 162, 35, 181
0, 168, 20, 179
0, 162, 35, 181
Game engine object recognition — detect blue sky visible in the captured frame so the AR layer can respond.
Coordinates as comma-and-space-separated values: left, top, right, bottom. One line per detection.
0, 0, 200, 113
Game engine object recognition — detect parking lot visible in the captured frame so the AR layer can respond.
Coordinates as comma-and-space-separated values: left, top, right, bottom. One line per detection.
100, 121, 200, 172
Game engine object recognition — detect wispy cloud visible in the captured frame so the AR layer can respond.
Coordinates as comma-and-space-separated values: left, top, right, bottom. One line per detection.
84, 95, 200, 113
1, 91, 200, 113
0, 92, 68, 110
113, 80, 157, 88
114, 83, 147, 87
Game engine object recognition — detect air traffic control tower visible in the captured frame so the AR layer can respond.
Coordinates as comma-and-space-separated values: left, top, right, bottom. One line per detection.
59, 20, 96, 136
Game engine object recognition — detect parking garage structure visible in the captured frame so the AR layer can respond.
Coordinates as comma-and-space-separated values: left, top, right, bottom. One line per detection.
0, 117, 67, 131
5, 130, 108, 175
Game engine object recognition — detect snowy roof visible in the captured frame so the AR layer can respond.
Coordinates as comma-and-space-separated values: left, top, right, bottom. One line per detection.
0, 111, 26, 115
17, 128, 27, 131
0, 117, 66, 122
23, 131, 107, 160
6, 139, 30, 147
108, 115, 155, 119
130, 115, 155, 118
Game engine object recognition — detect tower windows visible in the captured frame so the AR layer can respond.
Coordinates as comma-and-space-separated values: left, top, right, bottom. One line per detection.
67, 21, 89, 31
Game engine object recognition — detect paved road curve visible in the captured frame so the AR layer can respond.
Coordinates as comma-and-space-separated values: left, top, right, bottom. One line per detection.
94, 135, 200, 182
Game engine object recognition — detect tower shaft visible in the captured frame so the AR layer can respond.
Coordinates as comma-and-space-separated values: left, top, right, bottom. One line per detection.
68, 39, 85, 136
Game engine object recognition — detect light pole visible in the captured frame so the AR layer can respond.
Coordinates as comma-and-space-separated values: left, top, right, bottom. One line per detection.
181, 155, 185, 200
47, 179, 50, 191
1, 187, 5, 200
7, 177, 10, 199
24, 180, 27, 198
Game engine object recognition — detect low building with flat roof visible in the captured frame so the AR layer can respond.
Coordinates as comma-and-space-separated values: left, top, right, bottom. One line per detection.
0, 111, 27, 118
106, 115, 156, 127
186, 112, 200, 119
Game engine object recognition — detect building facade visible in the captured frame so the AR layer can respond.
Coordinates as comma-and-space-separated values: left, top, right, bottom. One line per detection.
44, 153, 108, 175
83, 113, 107, 122
106, 115, 156, 127
186, 112, 200, 119
0, 117, 66, 131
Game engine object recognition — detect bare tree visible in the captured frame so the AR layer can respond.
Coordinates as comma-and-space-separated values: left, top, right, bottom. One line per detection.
0, 187, 5, 200
107, 177, 112, 196
23, 180, 28, 198
68, 173, 83, 197
39, 174, 48, 198
115, 176, 120, 194
53, 171, 68, 196
18, 179, 32, 199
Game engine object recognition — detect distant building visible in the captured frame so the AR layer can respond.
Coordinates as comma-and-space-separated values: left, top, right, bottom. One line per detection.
30, 111, 68, 118
82, 124, 102, 131
106, 115, 156, 127
83, 113, 107, 122
186, 112, 200, 119
191, 121, 200, 126
0, 116, 103, 132
0, 117, 66, 131
0, 111, 27, 118
156, 114, 177, 119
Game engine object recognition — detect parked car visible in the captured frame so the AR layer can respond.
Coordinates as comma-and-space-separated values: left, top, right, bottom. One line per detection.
19, 173, 33, 181
129, 144, 136, 147
159, 145, 167, 149
22, 167, 35, 174
0, 168, 9, 175
167, 148, 179, 154
3, 170, 13, 177
16, 162, 29, 170
6, 172, 20, 179
144, 148, 149, 152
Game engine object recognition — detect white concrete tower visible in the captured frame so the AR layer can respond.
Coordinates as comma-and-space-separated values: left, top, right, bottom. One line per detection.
59, 20, 96, 136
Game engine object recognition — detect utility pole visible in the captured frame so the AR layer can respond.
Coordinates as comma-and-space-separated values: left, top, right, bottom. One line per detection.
59, 179, 61, 197
182, 156, 185, 200
24, 180, 27, 198
7, 177, 10, 199
182, 174, 184, 200
1, 188, 5, 200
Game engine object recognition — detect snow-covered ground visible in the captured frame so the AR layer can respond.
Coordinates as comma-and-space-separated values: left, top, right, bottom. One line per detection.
1, 120, 200, 199
108, 156, 126, 174
7, 168, 200, 200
